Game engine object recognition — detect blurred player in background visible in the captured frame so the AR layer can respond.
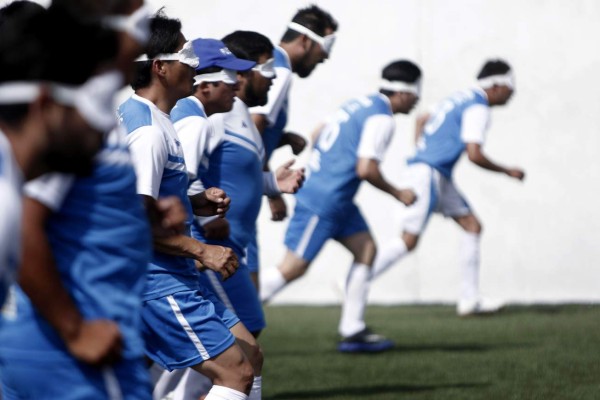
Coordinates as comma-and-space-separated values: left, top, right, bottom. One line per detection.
260, 60, 421, 353
370, 59, 525, 317
248, 5, 338, 290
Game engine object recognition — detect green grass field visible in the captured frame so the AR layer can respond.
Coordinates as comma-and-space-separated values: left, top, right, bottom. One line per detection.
259, 304, 600, 400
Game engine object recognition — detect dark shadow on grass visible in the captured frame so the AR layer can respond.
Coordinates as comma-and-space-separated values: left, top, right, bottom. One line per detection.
266, 382, 489, 399
266, 342, 533, 357
391, 341, 533, 353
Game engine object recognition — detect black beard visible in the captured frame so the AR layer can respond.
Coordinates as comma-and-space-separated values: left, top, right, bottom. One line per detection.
43, 150, 97, 177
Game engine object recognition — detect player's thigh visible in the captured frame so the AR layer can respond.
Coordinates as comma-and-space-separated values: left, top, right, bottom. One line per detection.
335, 205, 374, 264
191, 341, 251, 385
141, 290, 236, 371
439, 178, 480, 232
400, 163, 438, 235
199, 263, 265, 334
284, 204, 336, 263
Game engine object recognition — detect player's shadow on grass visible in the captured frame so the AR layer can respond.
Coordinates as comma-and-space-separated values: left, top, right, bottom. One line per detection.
391, 341, 532, 353
266, 382, 490, 399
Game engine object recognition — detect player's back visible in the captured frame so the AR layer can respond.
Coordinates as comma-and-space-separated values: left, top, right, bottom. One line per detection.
297, 94, 392, 218
409, 88, 488, 178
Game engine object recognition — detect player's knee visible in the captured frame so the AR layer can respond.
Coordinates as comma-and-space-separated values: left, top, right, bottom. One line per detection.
403, 234, 419, 251
246, 341, 264, 374
228, 354, 254, 393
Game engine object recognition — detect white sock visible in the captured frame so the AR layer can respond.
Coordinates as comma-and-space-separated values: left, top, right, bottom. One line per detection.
260, 267, 286, 302
152, 367, 187, 400
459, 232, 480, 303
338, 262, 370, 337
171, 368, 212, 400
204, 385, 248, 400
248, 376, 261, 400
371, 236, 408, 280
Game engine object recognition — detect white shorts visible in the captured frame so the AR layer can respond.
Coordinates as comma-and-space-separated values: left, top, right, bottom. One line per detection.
400, 163, 472, 235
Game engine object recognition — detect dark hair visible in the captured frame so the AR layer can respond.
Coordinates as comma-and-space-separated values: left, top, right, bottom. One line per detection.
221, 31, 273, 63
281, 4, 338, 42
0, 1, 117, 123
477, 59, 511, 79
131, 8, 182, 90
379, 60, 422, 97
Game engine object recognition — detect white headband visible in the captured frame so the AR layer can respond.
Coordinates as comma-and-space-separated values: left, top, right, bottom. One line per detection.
478, 71, 515, 89
252, 57, 276, 79
136, 41, 199, 68
0, 82, 42, 104
0, 72, 122, 132
288, 22, 336, 55
379, 79, 421, 96
194, 69, 238, 85
102, 4, 151, 46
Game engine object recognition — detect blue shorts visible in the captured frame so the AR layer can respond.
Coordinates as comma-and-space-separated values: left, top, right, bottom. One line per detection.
198, 262, 265, 334
246, 233, 259, 274
284, 203, 369, 262
141, 290, 236, 371
198, 285, 240, 329
0, 355, 151, 399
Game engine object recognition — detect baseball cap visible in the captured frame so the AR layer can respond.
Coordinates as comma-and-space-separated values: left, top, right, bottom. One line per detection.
192, 38, 256, 71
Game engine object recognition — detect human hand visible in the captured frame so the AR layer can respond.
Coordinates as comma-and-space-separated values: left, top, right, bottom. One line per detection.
275, 159, 305, 194
269, 195, 288, 221
396, 189, 417, 206
65, 320, 122, 366
153, 196, 187, 237
199, 244, 239, 280
203, 218, 230, 240
194, 187, 231, 218
506, 168, 525, 181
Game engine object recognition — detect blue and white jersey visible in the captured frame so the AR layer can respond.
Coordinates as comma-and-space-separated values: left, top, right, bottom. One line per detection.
297, 93, 396, 218
409, 87, 491, 179
118, 94, 199, 300
171, 96, 212, 195
0, 131, 23, 309
0, 127, 152, 360
178, 97, 266, 257
250, 46, 292, 161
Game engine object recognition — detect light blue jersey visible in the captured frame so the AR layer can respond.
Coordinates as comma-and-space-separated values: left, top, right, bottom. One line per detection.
250, 46, 292, 161
0, 128, 153, 399
118, 95, 199, 300
0, 128, 151, 362
178, 97, 265, 257
296, 93, 394, 219
174, 97, 266, 332
409, 87, 489, 179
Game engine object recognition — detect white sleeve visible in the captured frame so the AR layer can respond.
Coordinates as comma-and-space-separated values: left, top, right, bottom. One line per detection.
460, 104, 490, 144
24, 173, 75, 211
127, 125, 168, 199
249, 66, 292, 125
357, 114, 396, 162
262, 171, 280, 197
176, 116, 210, 180
186, 114, 225, 197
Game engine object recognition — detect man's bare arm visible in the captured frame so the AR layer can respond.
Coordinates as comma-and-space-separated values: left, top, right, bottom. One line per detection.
356, 158, 417, 206
466, 143, 525, 180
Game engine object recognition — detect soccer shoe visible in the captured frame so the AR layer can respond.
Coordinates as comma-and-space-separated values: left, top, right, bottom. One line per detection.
337, 328, 394, 353
457, 298, 505, 317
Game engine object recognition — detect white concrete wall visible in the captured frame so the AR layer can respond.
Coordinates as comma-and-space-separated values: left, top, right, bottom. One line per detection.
17, 0, 597, 304
149, 0, 600, 304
